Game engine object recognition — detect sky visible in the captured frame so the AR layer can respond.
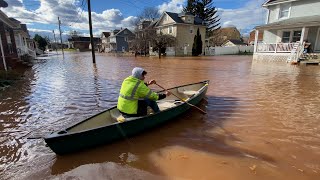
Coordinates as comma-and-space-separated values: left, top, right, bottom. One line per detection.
1, 0, 267, 40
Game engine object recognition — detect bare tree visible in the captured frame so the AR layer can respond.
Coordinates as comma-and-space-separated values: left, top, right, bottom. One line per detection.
151, 34, 176, 59
207, 29, 224, 46
130, 7, 160, 27
138, 7, 160, 21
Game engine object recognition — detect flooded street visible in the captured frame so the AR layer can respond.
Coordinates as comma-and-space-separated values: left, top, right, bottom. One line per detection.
1, 52, 320, 180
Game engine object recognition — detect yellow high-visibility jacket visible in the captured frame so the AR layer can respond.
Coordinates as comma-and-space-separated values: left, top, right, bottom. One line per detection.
117, 76, 159, 114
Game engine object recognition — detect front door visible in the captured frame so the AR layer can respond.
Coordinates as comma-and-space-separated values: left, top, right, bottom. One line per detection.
315, 28, 320, 52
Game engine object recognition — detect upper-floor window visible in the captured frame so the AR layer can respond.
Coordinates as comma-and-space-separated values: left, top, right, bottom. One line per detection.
279, 3, 290, 19
124, 30, 128, 34
168, 26, 173, 34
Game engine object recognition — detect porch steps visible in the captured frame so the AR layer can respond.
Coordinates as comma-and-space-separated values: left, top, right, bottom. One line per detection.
299, 53, 319, 60
300, 60, 320, 66
287, 42, 301, 62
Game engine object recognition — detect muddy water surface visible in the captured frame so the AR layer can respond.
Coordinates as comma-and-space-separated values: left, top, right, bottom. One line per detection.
0, 52, 320, 180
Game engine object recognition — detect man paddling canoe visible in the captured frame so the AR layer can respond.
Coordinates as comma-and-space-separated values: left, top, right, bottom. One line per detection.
117, 67, 170, 117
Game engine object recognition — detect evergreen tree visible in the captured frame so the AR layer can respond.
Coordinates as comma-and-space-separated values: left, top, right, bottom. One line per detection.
197, 28, 203, 55
192, 28, 203, 56
183, 0, 197, 15
33, 34, 48, 51
183, 0, 220, 32
198, 0, 220, 31
192, 34, 197, 56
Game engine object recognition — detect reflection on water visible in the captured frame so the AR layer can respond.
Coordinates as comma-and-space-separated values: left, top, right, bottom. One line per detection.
0, 52, 320, 179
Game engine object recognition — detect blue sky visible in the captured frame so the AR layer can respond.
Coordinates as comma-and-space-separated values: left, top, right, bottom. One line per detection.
2, 0, 267, 40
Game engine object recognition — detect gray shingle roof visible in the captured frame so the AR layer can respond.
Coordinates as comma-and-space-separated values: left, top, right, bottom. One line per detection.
165, 12, 204, 25
256, 15, 320, 29
226, 39, 246, 45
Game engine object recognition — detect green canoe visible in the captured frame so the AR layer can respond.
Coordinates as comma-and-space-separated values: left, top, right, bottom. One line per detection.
44, 80, 209, 155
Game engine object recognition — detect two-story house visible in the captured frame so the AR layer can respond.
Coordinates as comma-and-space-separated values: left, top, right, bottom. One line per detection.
154, 12, 206, 56
133, 20, 157, 55
0, 10, 36, 70
100, 32, 110, 53
109, 28, 135, 52
253, 0, 320, 61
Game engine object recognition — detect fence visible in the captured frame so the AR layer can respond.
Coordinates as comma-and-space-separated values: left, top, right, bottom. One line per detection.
205, 46, 254, 56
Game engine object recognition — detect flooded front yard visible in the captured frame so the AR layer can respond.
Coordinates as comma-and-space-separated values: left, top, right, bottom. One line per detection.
0, 52, 320, 179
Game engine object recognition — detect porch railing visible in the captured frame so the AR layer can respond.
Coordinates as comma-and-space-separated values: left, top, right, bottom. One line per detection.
256, 43, 297, 53
17, 46, 36, 58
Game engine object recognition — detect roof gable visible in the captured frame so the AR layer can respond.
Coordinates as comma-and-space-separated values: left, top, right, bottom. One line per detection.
156, 11, 205, 27
263, 0, 300, 6
115, 28, 134, 37
101, 32, 110, 38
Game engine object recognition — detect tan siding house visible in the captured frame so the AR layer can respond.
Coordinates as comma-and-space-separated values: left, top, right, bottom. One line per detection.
155, 12, 206, 56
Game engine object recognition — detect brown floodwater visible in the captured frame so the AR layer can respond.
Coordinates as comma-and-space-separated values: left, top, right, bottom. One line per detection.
0, 52, 320, 180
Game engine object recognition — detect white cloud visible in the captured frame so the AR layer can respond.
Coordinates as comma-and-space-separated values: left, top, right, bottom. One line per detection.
28, 28, 52, 33
1, 0, 137, 33
2, 0, 267, 37
218, 0, 267, 33
158, 0, 185, 14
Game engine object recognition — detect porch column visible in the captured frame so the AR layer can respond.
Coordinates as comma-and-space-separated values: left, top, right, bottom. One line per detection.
0, 33, 7, 71
254, 29, 259, 53
0, 22, 9, 56
300, 27, 306, 44
24, 37, 27, 48
18, 33, 23, 49
9, 29, 18, 57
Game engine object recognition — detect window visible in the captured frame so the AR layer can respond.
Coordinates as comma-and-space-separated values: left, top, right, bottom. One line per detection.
168, 26, 173, 34
282, 31, 290, 43
124, 37, 128, 42
124, 30, 128, 34
279, 3, 290, 19
190, 26, 194, 34
292, 31, 301, 42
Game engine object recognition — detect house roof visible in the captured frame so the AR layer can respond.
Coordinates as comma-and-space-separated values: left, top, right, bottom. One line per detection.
164, 12, 205, 26
102, 32, 110, 37
263, 0, 300, 6
113, 28, 135, 37
68, 36, 100, 42
255, 15, 320, 29
224, 39, 247, 45
0, 10, 18, 28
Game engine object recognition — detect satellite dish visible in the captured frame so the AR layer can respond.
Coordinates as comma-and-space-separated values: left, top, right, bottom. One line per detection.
0, 0, 8, 8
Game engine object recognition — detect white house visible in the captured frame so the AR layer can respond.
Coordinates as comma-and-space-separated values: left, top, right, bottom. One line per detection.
253, 0, 320, 62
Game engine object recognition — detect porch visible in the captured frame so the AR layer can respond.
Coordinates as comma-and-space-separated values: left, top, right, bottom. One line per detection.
253, 15, 320, 62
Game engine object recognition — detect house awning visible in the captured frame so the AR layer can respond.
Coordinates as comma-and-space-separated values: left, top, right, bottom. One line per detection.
255, 15, 320, 30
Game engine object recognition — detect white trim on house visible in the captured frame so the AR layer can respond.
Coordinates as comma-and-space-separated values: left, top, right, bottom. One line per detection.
278, 2, 291, 20
266, 9, 270, 24
277, 28, 304, 43
315, 27, 320, 52
263, 0, 300, 7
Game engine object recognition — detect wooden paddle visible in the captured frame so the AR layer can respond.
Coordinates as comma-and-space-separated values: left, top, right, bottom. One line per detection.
155, 83, 207, 114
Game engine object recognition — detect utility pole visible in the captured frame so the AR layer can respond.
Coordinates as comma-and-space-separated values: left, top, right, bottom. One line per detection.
87, 0, 96, 63
52, 30, 58, 54
58, 16, 64, 57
